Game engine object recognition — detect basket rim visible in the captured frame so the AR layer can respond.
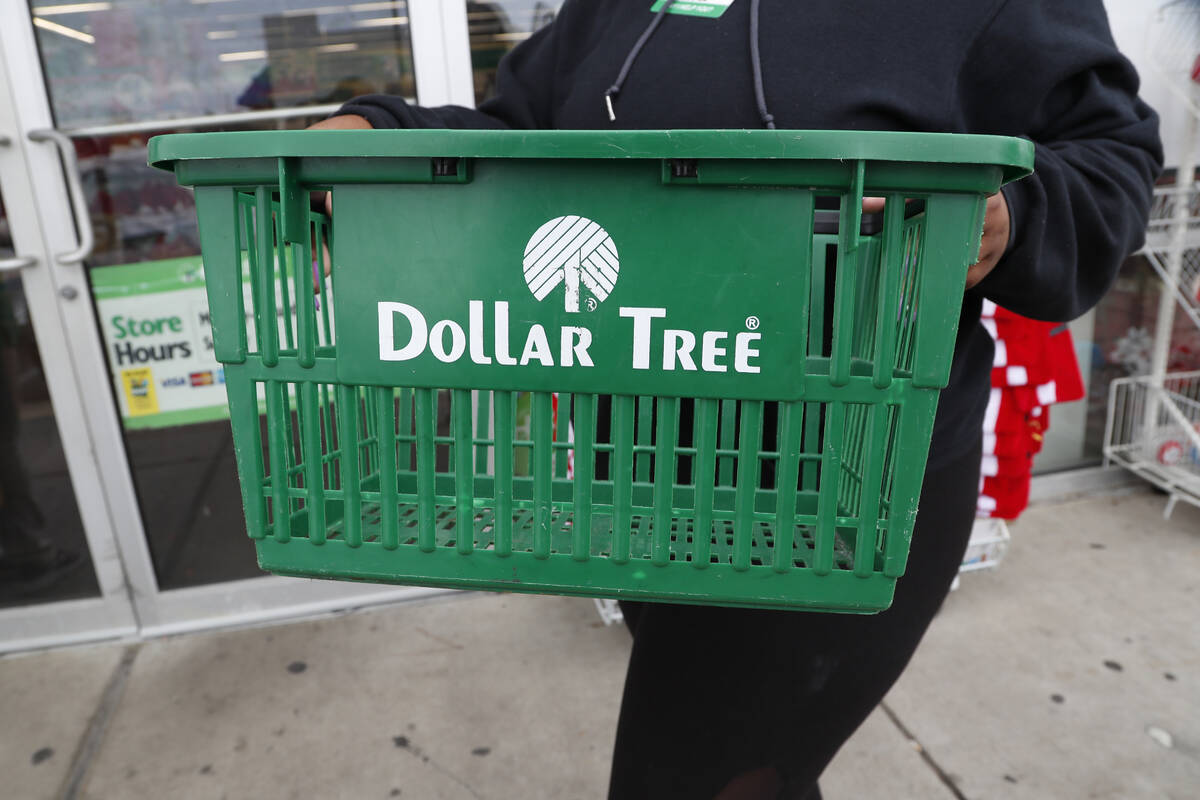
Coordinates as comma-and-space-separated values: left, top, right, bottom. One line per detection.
148, 129, 1034, 184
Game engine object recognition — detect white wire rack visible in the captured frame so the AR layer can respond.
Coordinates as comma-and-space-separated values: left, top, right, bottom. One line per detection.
1104, 371, 1200, 517
949, 518, 1012, 592
1146, 0, 1200, 116
960, 518, 1011, 574
1140, 183, 1200, 331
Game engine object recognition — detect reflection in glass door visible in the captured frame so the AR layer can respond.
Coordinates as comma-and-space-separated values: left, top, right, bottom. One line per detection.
0, 195, 99, 608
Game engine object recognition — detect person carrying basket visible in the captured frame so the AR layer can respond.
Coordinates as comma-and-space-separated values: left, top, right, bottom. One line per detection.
308, 1, 1161, 797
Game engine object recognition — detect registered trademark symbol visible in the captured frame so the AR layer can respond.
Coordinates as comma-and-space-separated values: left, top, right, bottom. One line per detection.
745, 315, 760, 330
586, 297, 598, 312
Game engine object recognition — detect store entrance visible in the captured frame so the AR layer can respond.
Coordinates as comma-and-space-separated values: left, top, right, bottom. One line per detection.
0, 0, 562, 651
0, 0, 447, 650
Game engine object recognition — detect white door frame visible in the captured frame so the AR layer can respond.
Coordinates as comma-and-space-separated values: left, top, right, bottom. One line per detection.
0, 1, 480, 652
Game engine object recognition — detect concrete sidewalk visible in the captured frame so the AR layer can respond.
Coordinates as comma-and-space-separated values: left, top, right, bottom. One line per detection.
4, 489, 1198, 799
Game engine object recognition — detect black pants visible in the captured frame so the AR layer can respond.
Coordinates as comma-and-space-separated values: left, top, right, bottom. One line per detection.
608, 442, 982, 800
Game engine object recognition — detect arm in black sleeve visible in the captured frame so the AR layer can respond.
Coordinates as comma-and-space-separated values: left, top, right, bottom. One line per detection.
961, 0, 1163, 322
334, 11, 563, 130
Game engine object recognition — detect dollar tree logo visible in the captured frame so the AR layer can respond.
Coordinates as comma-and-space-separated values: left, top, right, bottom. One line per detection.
523, 216, 618, 312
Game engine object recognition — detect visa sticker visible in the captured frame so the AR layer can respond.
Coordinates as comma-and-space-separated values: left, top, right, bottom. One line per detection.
650, 0, 734, 19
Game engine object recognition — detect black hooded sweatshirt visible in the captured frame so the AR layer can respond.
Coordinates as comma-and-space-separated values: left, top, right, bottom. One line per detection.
334, 0, 1162, 468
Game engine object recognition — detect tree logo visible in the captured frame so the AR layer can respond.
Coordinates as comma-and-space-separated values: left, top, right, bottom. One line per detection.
523, 216, 618, 312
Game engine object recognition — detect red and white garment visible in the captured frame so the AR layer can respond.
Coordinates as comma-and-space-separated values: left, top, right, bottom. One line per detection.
976, 301, 1085, 519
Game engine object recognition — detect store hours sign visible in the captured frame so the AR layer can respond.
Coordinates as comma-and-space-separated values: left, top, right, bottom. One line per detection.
92, 255, 311, 429
92, 257, 228, 429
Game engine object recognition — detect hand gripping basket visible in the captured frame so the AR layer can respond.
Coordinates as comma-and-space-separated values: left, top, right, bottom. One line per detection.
150, 130, 1032, 612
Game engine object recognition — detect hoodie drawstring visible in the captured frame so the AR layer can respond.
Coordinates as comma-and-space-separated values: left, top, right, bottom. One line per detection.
604, 0, 776, 130
749, 0, 775, 129
605, 0, 676, 122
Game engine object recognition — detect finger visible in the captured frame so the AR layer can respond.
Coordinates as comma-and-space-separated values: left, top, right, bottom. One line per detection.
324, 191, 332, 217
862, 196, 886, 213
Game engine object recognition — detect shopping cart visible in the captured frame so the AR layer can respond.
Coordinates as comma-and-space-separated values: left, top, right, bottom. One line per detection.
150, 129, 1032, 612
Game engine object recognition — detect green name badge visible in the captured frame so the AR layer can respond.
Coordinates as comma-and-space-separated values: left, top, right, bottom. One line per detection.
650, 0, 735, 19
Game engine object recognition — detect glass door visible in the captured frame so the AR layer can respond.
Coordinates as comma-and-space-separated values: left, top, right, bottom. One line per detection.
0, 0, 562, 648
0, 1, 477, 646
0, 38, 137, 651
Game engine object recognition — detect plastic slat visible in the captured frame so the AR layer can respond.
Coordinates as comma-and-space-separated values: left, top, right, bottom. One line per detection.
192, 188, 246, 363
814, 401, 846, 576
883, 393, 936, 577
226, 373, 266, 538
611, 395, 635, 564
300, 381, 326, 543
240, 199, 260, 356
314, 216, 334, 346
732, 400, 762, 571
337, 384, 364, 547
854, 403, 889, 576
318, 381, 334, 491
872, 193, 905, 388
895, 225, 923, 373
532, 392, 553, 559
272, 203, 295, 352
842, 404, 866, 514
792, 191, 815, 370
294, 233, 316, 368
446, 391, 455, 474
878, 404, 899, 520
773, 401, 803, 572
374, 388, 398, 551
802, 237, 828, 492
414, 387, 437, 552
652, 396, 678, 566
691, 398, 718, 569
363, 386, 379, 477
830, 160, 865, 387
572, 394, 594, 561
493, 391, 514, 556
397, 387, 413, 468
254, 188, 279, 366
453, 388, 474, 554
913, 194, 983, 388
265, 380, 290, 542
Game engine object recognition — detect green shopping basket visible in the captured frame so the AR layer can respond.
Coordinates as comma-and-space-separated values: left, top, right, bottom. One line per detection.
150, 129, 1032, 612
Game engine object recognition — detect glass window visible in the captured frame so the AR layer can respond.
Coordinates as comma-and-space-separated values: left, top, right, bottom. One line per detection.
468, 1, 561, 104
29, 0, 416, 129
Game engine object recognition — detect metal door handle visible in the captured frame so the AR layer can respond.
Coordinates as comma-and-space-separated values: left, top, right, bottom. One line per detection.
0, 255, 37, 273
27, 129, 95, 265
0, 135, 38, 272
